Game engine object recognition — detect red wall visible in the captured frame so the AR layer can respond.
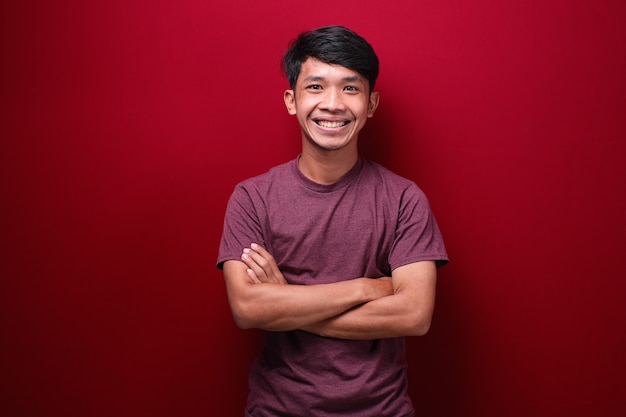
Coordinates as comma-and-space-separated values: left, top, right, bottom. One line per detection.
2, 1, 625, 416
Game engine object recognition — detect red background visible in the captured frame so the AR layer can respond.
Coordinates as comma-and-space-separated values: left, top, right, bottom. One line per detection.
2, 1, 625, 416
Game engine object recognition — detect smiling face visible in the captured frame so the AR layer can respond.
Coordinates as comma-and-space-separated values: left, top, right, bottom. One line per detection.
284, 57, 379, 154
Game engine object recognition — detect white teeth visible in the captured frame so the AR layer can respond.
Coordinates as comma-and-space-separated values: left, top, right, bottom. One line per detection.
317, 120, 347, 128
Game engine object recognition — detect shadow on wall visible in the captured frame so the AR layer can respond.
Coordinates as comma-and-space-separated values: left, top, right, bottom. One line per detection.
359, 89, 428, 180
359, 91, 468, 416
406, 267, 467, 416
359, 98, 398, 168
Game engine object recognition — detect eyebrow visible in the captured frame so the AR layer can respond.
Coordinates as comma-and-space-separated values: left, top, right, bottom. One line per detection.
303, 75, 364, 83
342, 75, 363, 83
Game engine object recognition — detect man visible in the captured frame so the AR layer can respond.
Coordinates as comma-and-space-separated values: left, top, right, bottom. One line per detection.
217, 25, 448, 417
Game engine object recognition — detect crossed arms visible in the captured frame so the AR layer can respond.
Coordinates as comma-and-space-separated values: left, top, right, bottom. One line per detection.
223, 243, 437, 340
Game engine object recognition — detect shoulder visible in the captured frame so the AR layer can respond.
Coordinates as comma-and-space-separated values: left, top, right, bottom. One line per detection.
361, 158, 424, 195
234, 159, 295, 194
225, 160, 296, 218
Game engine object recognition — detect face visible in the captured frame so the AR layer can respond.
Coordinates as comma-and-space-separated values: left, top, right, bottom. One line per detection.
284, 58, 379, 153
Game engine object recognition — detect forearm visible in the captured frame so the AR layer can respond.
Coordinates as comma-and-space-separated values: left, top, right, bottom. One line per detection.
302, 262, 438, 340
223, 260, 392, 332
301, 292, 432, 340
233, 280, 377, 331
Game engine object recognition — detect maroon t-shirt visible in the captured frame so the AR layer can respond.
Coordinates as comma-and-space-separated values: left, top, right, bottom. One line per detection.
218, 157, 448, 416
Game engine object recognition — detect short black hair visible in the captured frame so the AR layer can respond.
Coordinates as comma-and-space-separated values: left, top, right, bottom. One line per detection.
282, 25, 379, 93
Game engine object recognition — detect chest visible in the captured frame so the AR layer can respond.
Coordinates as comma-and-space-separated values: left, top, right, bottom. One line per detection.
263, 186, 399, 283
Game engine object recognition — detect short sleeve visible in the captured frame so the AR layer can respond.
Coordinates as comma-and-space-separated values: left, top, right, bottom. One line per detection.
388, 183, 449, 270
216, 184, 266, 270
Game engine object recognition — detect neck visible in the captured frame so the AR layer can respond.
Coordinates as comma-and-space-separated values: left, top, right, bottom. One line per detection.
298, 148, 359, 185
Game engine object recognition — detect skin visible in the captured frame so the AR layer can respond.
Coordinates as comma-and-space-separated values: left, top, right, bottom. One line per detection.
222, 57, 437, 340
283, 57, 379, 184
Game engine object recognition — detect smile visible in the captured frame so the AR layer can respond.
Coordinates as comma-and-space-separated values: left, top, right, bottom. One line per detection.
315, 120, 349, 128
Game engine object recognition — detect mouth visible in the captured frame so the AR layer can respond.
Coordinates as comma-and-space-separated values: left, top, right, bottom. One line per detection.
314, 119, 350, 128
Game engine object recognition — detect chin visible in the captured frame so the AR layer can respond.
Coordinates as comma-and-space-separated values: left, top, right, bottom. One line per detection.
313, 141, 350, 151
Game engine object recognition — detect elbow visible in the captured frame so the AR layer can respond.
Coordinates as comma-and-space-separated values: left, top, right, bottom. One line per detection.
412, 321, 432, 336
229, 299, 258, 330
229, 297, 283, 331
232, 313, 254, 330
406, 311, 433, 337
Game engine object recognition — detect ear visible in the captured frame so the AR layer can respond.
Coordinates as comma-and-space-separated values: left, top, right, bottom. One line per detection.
284, 90, 296, 115
367, 91, 380, 118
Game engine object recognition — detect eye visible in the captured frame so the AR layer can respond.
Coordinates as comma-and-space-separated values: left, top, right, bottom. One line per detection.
307, 84, 322, 91
344, 85, 359, 92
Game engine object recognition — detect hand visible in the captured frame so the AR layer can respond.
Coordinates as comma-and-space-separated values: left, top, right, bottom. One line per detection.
366, 277, 394, 300
241, 243, 287, 285
301, 277, 394, 337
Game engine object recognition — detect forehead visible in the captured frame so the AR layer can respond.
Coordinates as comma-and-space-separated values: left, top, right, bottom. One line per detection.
297, 57, 365, 84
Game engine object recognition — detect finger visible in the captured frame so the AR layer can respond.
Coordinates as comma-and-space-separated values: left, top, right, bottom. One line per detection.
246, 244, 287, 285
246, 247, 274, 275
241, 250, 268, 280
250, 243, 273, 259
249, 243, 282, 277
246, 268, 262, 284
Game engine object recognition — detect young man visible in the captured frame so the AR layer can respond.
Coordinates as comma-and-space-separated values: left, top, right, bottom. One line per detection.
217, 25, 448, 417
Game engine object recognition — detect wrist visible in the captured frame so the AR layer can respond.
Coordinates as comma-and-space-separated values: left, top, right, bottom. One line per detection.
360, 277, 393, 302
359, 277, 378, 302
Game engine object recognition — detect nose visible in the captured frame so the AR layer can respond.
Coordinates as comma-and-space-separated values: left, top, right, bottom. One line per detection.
320, 88, 344, 112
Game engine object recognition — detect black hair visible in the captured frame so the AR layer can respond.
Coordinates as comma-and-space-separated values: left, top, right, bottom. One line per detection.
282, 25, 379, 93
